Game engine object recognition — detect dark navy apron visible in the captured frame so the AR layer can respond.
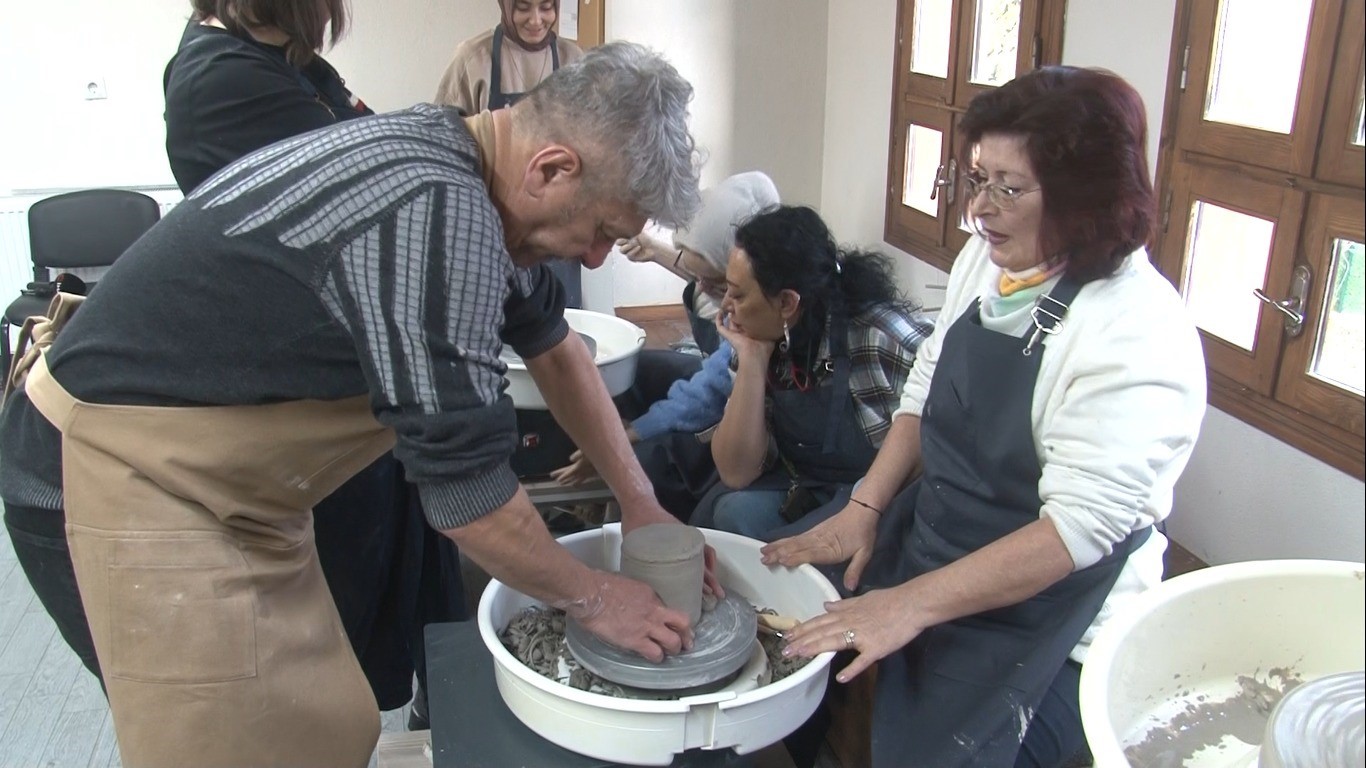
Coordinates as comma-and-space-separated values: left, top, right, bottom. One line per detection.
861, 277, 1150, 767
692, 314, 876, 527
489, 25, 561, 109
489, 26, 581, 306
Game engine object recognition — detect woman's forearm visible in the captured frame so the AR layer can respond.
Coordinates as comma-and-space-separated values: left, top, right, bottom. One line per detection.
894, 517, 1075, 629
849, 414, 924, 509
711, 355, 771, 487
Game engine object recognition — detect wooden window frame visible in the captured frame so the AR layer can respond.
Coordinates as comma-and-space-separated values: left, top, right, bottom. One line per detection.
1153, 0, 1366, 480
884, 0, 1065, 274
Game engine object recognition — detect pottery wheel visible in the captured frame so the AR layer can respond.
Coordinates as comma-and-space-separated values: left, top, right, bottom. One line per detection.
564, 593, 757, 690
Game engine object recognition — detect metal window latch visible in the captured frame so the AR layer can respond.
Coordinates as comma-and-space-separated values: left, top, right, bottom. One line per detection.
1252, 265, 1312, 338
929, 159, 956, 201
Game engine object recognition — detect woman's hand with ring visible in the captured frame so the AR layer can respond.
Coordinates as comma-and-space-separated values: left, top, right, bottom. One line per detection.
780, 586, 926, 683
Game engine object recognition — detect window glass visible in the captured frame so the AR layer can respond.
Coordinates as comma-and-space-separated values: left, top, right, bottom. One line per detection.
911, 0, 953, 78
1311, 238, 1365, 394
1203, 0, 1314, 134
902, 124, 944, 216
1353, 67, 1365, 146
1181, 201, 1276, 351
969, 0, 1021, 86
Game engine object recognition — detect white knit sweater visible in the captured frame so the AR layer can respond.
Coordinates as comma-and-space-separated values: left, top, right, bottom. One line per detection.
895, 236, 1207, 661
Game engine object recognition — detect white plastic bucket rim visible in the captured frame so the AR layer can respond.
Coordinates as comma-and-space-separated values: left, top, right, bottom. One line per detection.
500, 308, 647, 408
1079, 558, 1366, 767
476, 524, 840, 765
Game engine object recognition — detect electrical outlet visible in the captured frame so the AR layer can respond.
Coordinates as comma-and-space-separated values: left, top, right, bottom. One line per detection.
84, 78, 107, 100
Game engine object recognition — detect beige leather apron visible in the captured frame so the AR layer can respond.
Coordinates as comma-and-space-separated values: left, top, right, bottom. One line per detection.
22, 342, 396, 767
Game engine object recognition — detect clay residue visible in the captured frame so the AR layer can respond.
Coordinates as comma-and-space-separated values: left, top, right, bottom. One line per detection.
1124, 668, 1304, 768
755, 608, 809, 680
500, 604, 810, 700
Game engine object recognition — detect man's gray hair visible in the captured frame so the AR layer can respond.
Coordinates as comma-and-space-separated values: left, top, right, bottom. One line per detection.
522, 41, 701, 228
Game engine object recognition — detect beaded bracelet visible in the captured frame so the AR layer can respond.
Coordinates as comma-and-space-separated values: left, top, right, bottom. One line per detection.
849, 497, 883, 516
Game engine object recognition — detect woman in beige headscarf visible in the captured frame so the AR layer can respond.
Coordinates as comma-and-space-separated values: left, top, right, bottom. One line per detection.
434, 0, 584, 113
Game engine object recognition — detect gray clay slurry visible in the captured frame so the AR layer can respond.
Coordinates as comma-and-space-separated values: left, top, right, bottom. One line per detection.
1124, 669, 1304, 767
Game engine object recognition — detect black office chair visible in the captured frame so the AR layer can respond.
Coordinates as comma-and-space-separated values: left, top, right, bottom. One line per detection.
1, 189, 161, 372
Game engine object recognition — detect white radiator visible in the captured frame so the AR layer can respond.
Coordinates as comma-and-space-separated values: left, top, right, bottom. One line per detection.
0, 209, 31, 306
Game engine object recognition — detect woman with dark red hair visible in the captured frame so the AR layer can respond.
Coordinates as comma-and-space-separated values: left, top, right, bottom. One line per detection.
762, 67, 1208, 767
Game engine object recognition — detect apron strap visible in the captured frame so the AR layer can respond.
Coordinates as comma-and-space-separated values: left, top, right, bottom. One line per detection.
820, 311, 851, 454
490, 26, 508, 106
22, 349, 77, 431
5, 292, 84, 402
1022, 272, 1084, 356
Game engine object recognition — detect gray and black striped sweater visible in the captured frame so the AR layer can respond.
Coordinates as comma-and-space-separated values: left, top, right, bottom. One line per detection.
0, 104, 568, 530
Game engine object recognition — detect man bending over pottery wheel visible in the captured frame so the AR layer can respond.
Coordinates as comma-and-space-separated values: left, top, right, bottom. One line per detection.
0, 41, 719, 768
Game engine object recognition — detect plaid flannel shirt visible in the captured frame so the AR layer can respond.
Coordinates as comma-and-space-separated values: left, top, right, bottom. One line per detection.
815, 303, 934, 447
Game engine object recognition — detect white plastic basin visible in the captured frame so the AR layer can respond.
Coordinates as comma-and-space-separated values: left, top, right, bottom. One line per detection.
477, 524, 840, 766
1079, 559, 1366, 767
501, 309, 646, 409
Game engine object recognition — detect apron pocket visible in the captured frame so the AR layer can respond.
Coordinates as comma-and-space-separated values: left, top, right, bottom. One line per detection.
106, 535, 258, 684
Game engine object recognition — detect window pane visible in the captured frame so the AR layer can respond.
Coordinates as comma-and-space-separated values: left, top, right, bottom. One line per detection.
1203, 0, 1313, 134
902, 124, 944, 216
1354, 67, 1365, 147
1311, 239, 1365, 395
969, 0, 1021, 86
910, 0, 952, 78
1181, 201, 1276, 351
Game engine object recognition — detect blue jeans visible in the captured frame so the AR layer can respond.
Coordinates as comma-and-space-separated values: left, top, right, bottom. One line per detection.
1016, 659, 1089, 768
709, 489, 787, 539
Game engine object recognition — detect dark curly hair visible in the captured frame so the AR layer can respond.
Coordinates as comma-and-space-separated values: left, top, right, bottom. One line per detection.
734, 205, 912, 357
957, 66, 1155, 282
190, 0, 348, 65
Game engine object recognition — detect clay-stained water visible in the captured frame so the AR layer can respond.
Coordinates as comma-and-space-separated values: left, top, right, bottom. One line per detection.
1123, 668, 1304, 768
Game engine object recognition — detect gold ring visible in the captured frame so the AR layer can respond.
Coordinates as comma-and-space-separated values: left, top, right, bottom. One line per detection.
843, 629, 855, 649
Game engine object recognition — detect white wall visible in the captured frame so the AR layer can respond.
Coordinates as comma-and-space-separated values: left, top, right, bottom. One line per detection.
1173, 409, 1365, 563
0, 0, 480, 193
600, 0, 830, 308
820, 0, 1366, 565
820, 0, 949, 309
329, 1, 491, 113
0, 0, 186, 192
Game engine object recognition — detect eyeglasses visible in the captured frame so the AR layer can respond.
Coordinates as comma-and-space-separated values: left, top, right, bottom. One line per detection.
677, 260, 727, 299
963, 172, 1040, 211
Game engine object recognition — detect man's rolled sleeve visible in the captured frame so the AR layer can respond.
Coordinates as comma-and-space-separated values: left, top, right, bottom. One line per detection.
502, 264, 569, 359
417, 463, 521, 529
